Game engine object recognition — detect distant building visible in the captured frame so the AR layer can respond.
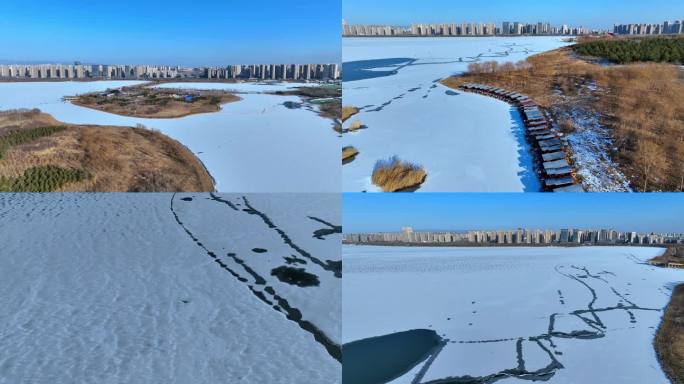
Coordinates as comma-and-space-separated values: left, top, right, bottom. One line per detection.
0, 63, 340, 81
343, 227, 681, 246
614, 20, 684, 35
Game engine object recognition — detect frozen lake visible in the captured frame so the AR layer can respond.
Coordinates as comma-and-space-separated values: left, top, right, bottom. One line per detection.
0, 81, 338, 192
343, 246, 682, 383
0, 193, 341, 384
342, 37, 571, 192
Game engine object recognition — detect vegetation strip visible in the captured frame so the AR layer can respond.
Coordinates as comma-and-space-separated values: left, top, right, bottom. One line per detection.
443, 44, 684, 191
573, 36, 684, 64
655, 284, 684, 384
0, 109, 214, 192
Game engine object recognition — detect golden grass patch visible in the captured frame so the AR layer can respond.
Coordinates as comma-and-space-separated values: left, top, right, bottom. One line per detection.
342, 146, 359, 164
371, 156, 427, 192
342, 106, 359, 122
442, 46, 684, 191
348, 121, 363, 131
0, 109, 214, 192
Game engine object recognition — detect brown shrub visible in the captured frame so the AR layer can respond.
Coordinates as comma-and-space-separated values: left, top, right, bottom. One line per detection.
342, 146, 359, 164
342, 106, 359, 122
371, 156, 427, 192
348, 121, 363, 131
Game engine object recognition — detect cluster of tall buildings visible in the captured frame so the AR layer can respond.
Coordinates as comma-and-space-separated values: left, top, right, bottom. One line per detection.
0, 63, 340, 81
204, 64, 340, 81
0, 64, 182, 80
613, 20, 684, 35
342, 19, 594, 37
344, 227, 684, 246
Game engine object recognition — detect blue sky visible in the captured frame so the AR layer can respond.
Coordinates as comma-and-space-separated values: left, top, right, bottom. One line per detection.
343, 0, 684, 29
343, 193, 684, 233
0, 0, 340, 66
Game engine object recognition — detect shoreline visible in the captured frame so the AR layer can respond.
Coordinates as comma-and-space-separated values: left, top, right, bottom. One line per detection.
655, 284, 684, 384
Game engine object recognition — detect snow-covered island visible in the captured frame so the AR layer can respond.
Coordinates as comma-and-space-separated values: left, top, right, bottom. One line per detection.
0, 193, 341, 383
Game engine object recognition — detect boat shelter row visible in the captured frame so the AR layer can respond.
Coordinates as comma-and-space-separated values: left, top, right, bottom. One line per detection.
459, 83, 583, 192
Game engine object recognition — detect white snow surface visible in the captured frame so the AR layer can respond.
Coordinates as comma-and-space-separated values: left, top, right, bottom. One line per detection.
342, 37, 571, 192
557, 84, 632, 192
0, 193, 341, 384
343, 245, 683, 383
0, 81, 338, 192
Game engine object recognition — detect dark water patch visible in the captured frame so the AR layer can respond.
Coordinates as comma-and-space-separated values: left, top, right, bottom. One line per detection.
272, 292, 341, 361
242, 196, 341, 277
252, 248, 268, 253
558, 289, 565, 305
208, 193, 238, 211
308, 216, 342, 239
180, 197, 193, 201
407, 87, 421, 92
342, 58, 416, 82
271, 266, 320, 287
343, 329, 443, 384
283, 101, 302, 109
445, 90, 460, 96
284, 255, 307, 265
227, 252, 266, 285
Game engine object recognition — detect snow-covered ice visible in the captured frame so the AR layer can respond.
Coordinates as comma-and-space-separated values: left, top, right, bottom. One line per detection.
343, 245, 683, 383
342, 37, 571, 192
153, 81, 320, 93
0, 81, 338, 192
0, 193, 341, 384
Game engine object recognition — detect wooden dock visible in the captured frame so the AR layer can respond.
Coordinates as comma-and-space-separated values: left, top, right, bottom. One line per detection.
458, 83, 583, 192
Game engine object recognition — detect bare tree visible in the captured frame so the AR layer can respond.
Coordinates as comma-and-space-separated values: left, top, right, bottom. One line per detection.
637, 140, 667, 192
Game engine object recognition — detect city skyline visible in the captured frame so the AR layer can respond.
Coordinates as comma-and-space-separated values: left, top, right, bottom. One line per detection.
1, 0, 341, 66
342, 19, 684, 37
342, 0, 684, 30
342, 20, 596, 37
344, 227, 682, 246
343, 193, 684, 233
0, 63, 341, 81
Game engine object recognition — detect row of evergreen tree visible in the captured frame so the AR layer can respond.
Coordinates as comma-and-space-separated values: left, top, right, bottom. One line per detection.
0, 125, 66, 159
0, 165, 87, 192
573, 37, 684, 64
